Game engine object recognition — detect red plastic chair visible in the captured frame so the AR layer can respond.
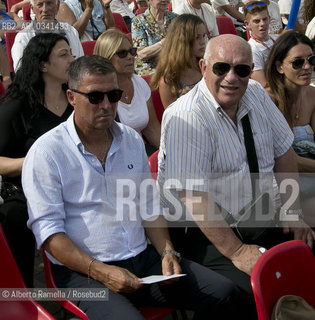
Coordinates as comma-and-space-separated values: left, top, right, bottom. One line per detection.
148, 150, 159, 181
136, 6, 147, 15
141, 74, 165, 123
42, 251, 177, 320
81, 40, 96, 55
0, 81, 5, 99
4, 31, 18, 72
112, 12, 129, 34
42, 250, 89, 320
168, 3, 172, 11
250, 240, 315, 320
215, 16, 238, 35
0, 225, 56, 320
6, 0, 21, 11
22, 4, 31, 21
133, 0, 138, 10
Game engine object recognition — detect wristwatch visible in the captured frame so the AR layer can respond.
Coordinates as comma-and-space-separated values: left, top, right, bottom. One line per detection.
161, 249, 181, 262
103, 4, 111, 9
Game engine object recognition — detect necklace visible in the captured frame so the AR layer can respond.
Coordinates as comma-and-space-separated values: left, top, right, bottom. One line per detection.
251, 36, 275, 50
81, 134, 112, 170
44, 102, 60, 111
293, 91, 303, 123
124, 90, 129, 101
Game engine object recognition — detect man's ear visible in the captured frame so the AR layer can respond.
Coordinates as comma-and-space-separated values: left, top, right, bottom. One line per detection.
66, 89, 75, 107
244, 19, 249, 28
275, 61, 284, 74
199, 59, 207, 77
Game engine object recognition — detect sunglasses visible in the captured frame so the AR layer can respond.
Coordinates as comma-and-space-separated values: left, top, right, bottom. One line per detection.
70, 88, 123, 104
246, 1, 266, 11
212, 62, 252, 78
290, 55, 315, 70
115, 48, 137, 59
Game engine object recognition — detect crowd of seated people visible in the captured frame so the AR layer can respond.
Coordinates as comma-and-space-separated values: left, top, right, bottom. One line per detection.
0, 1, 314, 319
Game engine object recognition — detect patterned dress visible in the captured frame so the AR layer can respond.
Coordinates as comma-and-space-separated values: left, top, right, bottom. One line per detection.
131, 8, 176, 76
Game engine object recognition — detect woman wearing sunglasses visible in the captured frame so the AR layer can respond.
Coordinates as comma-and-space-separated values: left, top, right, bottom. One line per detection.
265, 31, 315, 224
0, 33, 74, 288
94, 29, 161, 155
151, 14, 207, 109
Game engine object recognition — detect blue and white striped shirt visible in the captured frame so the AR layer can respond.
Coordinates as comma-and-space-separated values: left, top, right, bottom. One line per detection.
22, 113, 161, 264
158, 79, 294, 217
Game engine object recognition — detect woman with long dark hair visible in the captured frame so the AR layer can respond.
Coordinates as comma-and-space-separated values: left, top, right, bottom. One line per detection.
0, 33, 74, 287
265, 31, 315, 225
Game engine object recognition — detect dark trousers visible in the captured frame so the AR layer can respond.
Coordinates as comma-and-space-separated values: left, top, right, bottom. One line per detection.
52, 245, 254, 320
169, 227, 301, 296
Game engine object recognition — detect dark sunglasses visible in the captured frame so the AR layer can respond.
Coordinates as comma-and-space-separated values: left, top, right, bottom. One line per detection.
290, 55, 315, 70
246, 1, 266, 11
115, 48, 137, 59
70, 88, 123, 104
212, 62, 252, 78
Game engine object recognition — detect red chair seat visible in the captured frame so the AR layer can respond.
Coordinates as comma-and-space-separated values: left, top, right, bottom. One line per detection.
251, 240, 315, 320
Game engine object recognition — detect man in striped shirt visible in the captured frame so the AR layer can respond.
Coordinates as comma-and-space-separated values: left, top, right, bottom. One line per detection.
158, 34, 315, 303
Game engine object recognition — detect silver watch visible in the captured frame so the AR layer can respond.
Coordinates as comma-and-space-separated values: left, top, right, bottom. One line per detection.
161, 249, 181, 262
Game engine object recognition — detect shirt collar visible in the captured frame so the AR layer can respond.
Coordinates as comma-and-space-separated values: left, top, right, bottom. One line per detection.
66, 112, 123, 149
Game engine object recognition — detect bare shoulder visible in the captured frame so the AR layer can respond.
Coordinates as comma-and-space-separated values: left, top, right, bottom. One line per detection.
305, 85, 315, 109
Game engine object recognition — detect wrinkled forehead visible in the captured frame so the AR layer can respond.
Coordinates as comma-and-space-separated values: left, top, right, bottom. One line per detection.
211, 40, 252, 65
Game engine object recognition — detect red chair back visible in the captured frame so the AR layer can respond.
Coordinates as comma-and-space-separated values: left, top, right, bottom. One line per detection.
81, 40, 96, 55
42, 250, 90, 320
250, 240, 315, 320
148, 150, 159, 181
0, 81, 5, 99
141, 75, 165, 123
6, 0, 20, 11
136, 6, 147, 15
0, 226, 56, 320
112, 12, 129, 34
133, 0, 138, 10
168, 3, 172, 11
42, 251, 176, 319
4, 31, 18, 73
216, 16, 238, 35
22, 4, 31, 20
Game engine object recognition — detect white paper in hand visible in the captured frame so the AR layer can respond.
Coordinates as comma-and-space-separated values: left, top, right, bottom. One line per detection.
140, 274, 186, 284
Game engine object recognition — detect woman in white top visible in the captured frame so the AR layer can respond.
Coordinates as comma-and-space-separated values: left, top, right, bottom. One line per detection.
94, 29, 161, 153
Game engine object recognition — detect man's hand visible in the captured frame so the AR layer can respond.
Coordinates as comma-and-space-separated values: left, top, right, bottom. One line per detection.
99, 264, 143, 293
85, 0, 94, 10
230, 244, 264, 275
282, 219, 315, 249
100, 0, 112, 6
161, 253, 182, 285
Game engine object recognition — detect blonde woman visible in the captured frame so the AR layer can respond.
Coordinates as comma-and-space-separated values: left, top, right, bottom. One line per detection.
151, 14, 207, 108
94, 29, 161, 154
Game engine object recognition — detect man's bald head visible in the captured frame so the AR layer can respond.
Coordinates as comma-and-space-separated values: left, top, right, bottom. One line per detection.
204, 34, 253, 65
